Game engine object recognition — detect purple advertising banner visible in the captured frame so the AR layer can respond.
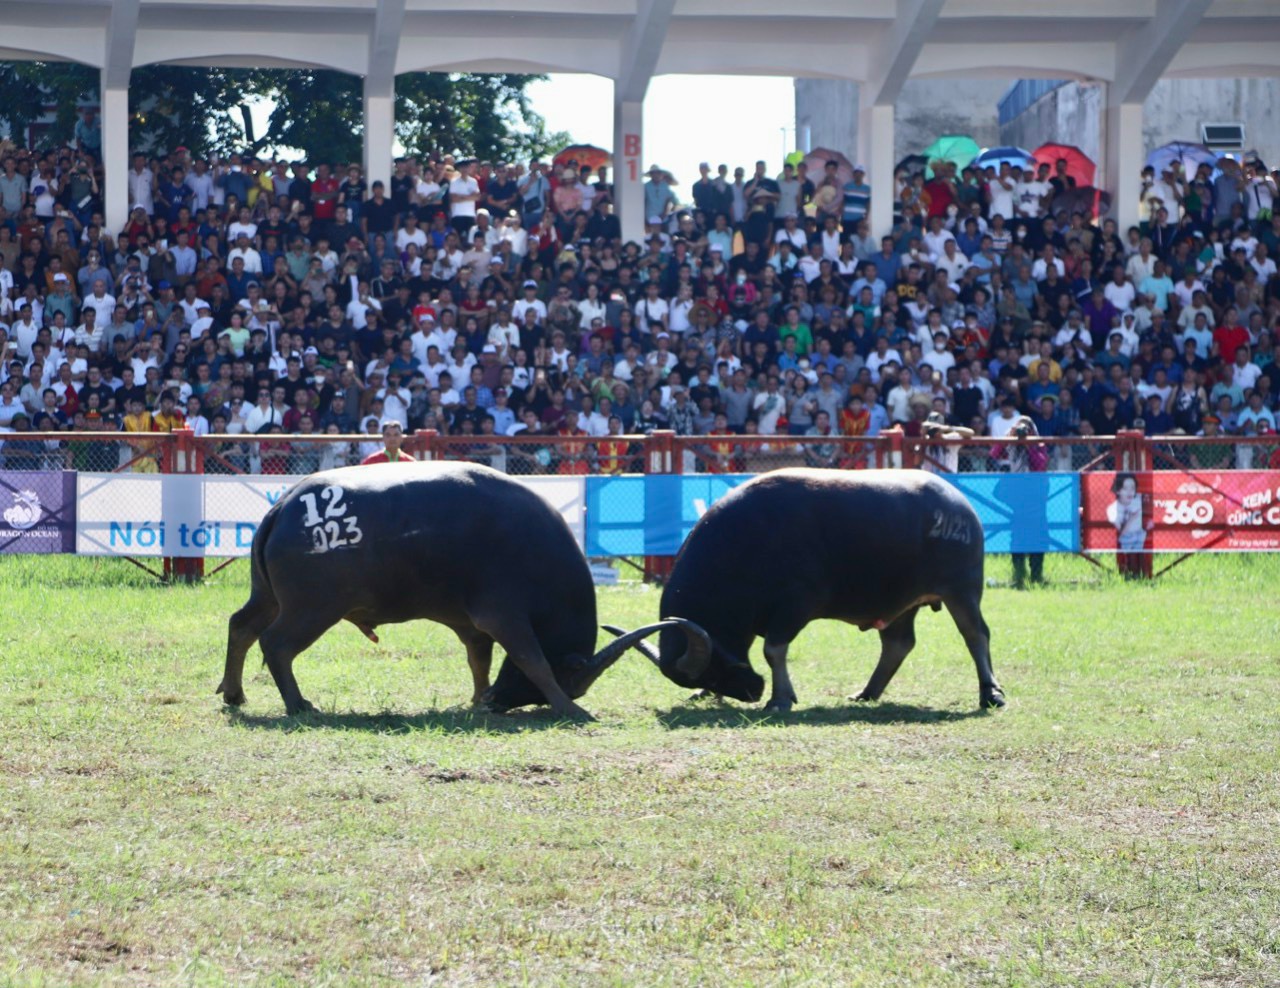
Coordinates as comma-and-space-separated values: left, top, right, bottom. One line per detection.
0, 471, 77, 554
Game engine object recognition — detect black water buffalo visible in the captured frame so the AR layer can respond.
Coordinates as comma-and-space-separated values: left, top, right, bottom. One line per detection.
610, 468, 1005, 711
219, 461, 696, 719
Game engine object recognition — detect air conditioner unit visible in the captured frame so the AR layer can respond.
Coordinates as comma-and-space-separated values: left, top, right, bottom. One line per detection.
1201, 123, 1245, 149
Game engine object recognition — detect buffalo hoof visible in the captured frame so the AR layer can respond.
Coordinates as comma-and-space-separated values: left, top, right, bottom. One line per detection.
285, 697, 317, 716
981, 688, 1007, 709
216, 682, 247, 707
561, 704, 597, 723
763, 698, 795, 714
849, 690, 878, 702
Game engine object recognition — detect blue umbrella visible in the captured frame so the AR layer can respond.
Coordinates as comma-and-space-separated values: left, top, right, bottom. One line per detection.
973, 146, 1034, 171
1146, 141, 1217, 176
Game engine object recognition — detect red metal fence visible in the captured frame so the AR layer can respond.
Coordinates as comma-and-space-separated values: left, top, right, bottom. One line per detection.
5, 427, 1278, 583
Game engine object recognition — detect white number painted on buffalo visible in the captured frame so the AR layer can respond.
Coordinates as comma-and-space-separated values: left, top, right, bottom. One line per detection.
928, 510, 971, 544
300, 486, 363, 552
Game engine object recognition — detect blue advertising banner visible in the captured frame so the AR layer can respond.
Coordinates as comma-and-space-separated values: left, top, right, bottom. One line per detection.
585, 475, 749, 556
0, 470, 77, 553
940, 473, 1080, 553
585, 472, 1080, 556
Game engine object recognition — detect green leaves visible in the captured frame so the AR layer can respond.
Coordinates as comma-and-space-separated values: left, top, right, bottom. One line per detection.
0, 62, 569, 163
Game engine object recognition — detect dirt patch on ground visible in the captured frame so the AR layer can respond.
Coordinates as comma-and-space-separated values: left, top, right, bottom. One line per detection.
416, 763, 572, 786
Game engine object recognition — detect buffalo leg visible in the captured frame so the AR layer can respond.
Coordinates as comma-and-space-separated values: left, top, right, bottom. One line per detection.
853, 608, 918, 702
257, 614, 334, 715
762, 640, 798, 713
472, 615, 592, 721
218, 596, 278, 707
944, 594, 1005, 708
459, 633, 494, 706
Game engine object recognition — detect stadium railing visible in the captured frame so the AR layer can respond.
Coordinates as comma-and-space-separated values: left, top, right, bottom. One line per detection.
5, 428, 1278, 581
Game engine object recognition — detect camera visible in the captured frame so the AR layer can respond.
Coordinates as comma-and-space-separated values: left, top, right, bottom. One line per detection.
1013, 424, 1030, 439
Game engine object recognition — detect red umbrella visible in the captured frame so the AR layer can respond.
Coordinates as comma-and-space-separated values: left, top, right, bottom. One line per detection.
1033, 143, 1095, 189
553, 144, 612, 173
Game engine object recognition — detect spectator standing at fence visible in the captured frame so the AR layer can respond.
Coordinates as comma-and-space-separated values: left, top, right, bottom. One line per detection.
1003, 415, 1049, 588
361, 419, 414, 464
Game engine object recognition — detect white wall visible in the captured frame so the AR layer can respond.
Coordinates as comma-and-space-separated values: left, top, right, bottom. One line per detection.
795, 77, 1008, 164
1000, 78, 1280, 173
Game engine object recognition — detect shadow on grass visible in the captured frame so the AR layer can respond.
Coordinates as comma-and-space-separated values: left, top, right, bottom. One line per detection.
653, 698, 992, 729
223, 705, 576, 734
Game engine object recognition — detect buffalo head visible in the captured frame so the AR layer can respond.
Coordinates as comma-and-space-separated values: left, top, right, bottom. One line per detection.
604, 620, 766, 703
483, 620, 708, 713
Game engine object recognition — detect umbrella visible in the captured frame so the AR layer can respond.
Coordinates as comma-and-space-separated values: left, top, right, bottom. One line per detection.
1145, 141, 1216, 177
552, 144, 611, 172
895, 154, 928, 177
973, 145, 1034, 171
784, 150, 806, 168
802, 148, 856, 187
1032, 143, 1096, 188
920, 135, 981, 176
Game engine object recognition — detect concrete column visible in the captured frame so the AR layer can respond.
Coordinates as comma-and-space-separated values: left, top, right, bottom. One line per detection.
101, 79, 130, 237
613, 97, 645, 246
363, 79, 395, 196
860, 99, 895, 240
1103, 100, 1143, 235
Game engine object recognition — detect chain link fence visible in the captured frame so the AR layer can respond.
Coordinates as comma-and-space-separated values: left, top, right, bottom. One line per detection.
672, 436, 892, 474
0, 433, 170, 473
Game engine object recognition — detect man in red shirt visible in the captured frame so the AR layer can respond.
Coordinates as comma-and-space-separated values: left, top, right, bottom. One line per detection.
1211, 308, 1249, 363
362, 420, 415, 464
311, 163, 340, 227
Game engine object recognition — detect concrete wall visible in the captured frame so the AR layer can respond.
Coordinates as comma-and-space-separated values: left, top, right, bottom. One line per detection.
1000, 78, 1280, 174
794, 78, 1006, 164
1000, 82, 1104, 163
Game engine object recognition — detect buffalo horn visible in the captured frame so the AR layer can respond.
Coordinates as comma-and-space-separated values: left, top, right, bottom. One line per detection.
603, 618, 711, 677
602, 624, 660, 666
666, 617, 712, 678
589, 620, 688, 672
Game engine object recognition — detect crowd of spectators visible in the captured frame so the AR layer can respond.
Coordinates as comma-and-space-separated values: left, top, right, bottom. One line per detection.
0, 114, 1278, 475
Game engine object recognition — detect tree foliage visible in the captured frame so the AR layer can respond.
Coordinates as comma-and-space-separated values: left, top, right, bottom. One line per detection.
0, 62, 571, 163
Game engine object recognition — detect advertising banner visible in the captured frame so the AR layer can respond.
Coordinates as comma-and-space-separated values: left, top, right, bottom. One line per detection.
585, 475, 747, 556
941, 473, 1080, 553
1081, 471, 1280, 553
585, 473, 1080, 557
0, 471, 77, 554
75, 473, 585, 557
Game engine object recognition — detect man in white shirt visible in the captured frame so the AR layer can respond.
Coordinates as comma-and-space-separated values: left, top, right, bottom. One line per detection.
935, 241, 969, 282
986, 163, 1017, 222
83, 279, 116, 326
921, 216, 955, 261
1103, 270, 1136, 312
511, 280, 546, 325
394, 214, 428, 252
578, 396, 608, 437
184, 159, 215, 210
228, 233, 264, 274
448, 161, 481, 236
486, 309, 520, 360
10, 307, 39, 359
345, 282, 382, 331
1030, 245, 1065, 282
127, 155, 154, 215
1015, 166, 1050, 219
377, 372, 412, 429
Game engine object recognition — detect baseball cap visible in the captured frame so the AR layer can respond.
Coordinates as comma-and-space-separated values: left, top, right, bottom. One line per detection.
522, 279, 538, 289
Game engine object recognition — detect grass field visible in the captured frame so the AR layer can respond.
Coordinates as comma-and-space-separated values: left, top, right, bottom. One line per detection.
1, 554, 1278, 987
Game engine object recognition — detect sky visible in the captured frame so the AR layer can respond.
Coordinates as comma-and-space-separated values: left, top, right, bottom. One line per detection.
243, 73, 796, 201
526, 74, 796, 200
